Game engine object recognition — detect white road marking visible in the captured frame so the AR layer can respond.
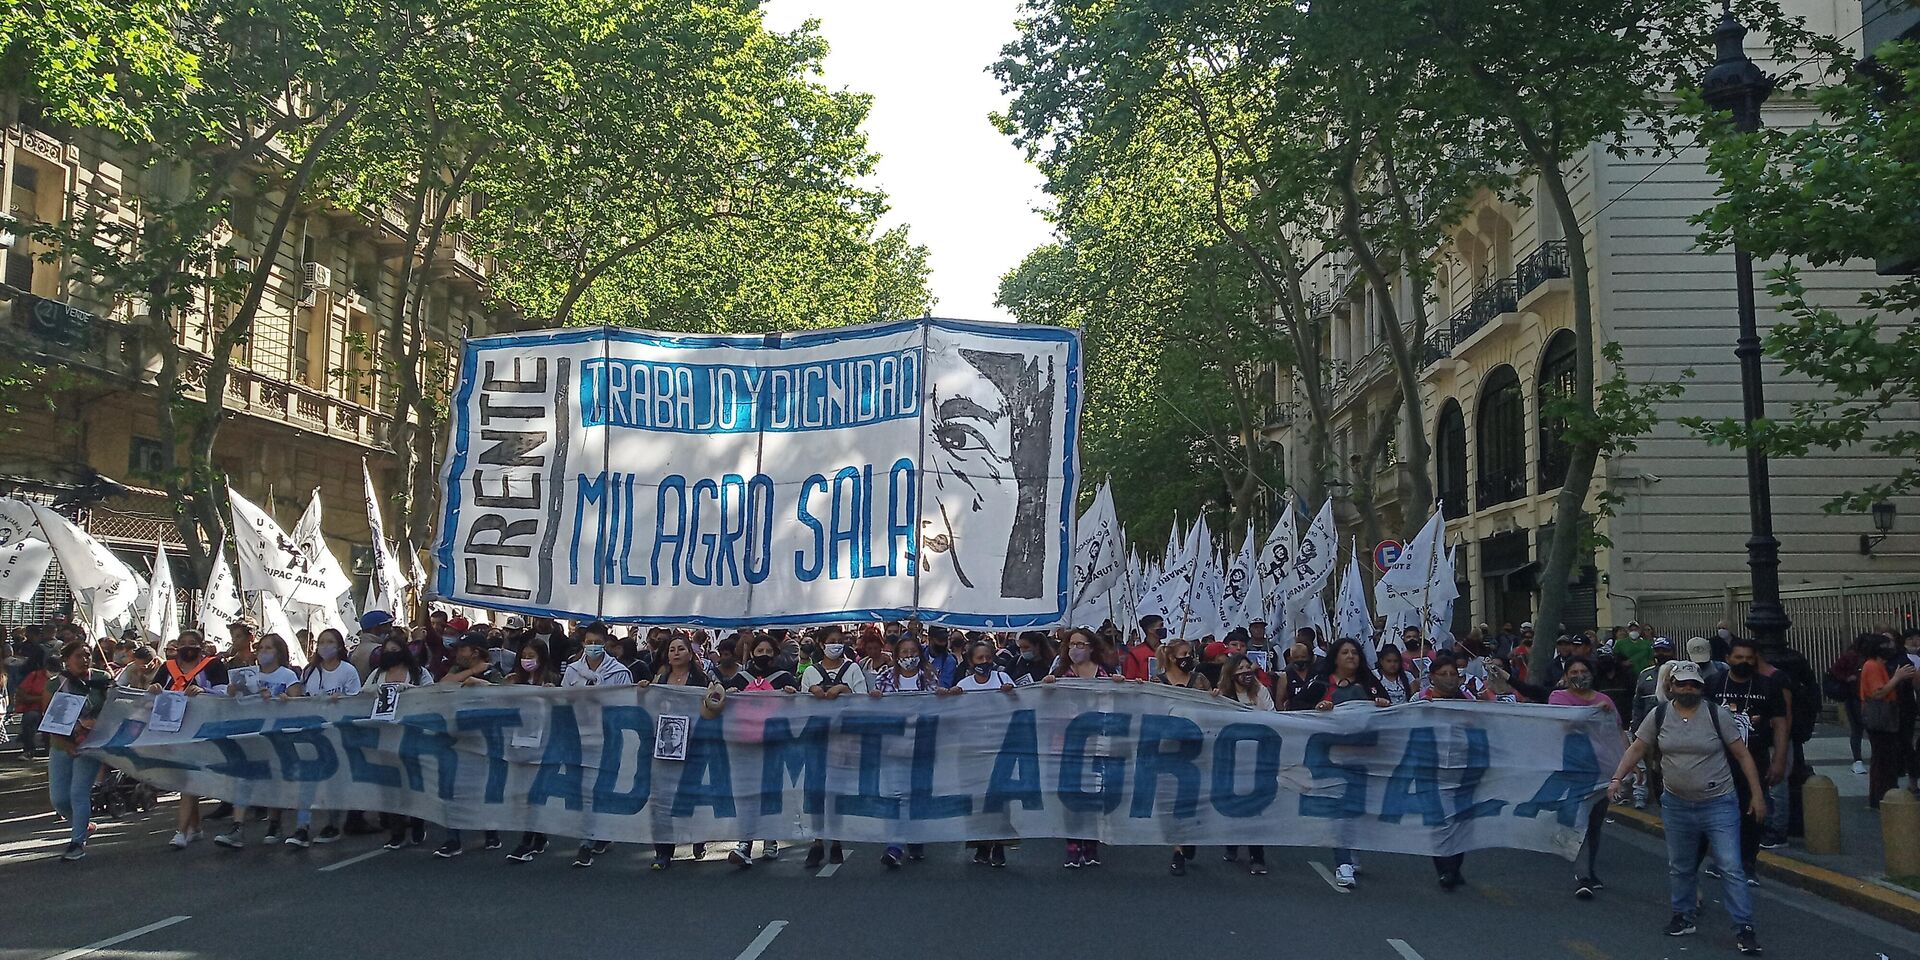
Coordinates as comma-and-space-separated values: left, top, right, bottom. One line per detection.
814, 861, 840, 878
734, 921, 788, 960
1387, 939, 1425, 960
42, 914, 190, 960
318, 847, 391, 872
1309, 861, 1351, 893
0, 811, 55, 825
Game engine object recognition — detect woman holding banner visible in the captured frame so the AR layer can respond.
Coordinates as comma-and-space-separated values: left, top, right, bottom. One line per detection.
872, 634, 949, 869
369, 637, 433, 851
1216, 652, 1272, 875
1152, 639, 1211, 691
284, 628, 361, 848
152, 630, 227, 850
650, 635, 713, 871
1305, 638, 1390, 888
504, 637, 557, 862
1419, 653, 1481, 889
1047, 628, 1119, 869
45, 640, 111, 861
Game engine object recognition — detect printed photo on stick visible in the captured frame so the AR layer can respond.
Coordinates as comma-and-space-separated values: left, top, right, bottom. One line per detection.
39, 691, 86, 737
147, 690, 187, 734
654, 713, 690, 761
370, 683, 403, 722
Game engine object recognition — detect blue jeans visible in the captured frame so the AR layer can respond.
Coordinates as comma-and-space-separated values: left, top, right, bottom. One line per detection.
1662, 793, 1754, 931
1765, 777, 1789, 838
47, 749, 101, 846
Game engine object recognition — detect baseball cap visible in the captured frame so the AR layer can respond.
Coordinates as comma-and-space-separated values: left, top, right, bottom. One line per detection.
504, 614, 526, 630
1520, 621, 1533, 630
1668, 660, 1705, 685
1652, 636, 1675, 650
448, 615, 471, 633
1686, 636, 1713, 665
360, 610, 394, 631
1204, 641, 1230, 659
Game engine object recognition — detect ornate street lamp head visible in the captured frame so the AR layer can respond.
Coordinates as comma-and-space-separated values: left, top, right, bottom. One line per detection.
1700, 2, 1776, 132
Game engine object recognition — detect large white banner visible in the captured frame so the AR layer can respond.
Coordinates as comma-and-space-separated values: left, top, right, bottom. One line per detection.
87, 683, 1617, 856
432, 320, 1081, 628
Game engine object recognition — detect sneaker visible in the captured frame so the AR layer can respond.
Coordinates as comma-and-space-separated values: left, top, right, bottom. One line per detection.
383, 832, 407, 851
1736, 926, 1762, 954
1586, 875, 1606, 890
1439, 872, 1460, 890
1746, 876, 1760, 888
59, 842, 85, 862
1852, 760, 1868, 775
730, 842, 754, 868
1222, 848, 1238, 863
507, 843, 536, 863
315, 825, 341, 844
531, 837, 549, 855
409, 823, 426, 845
806, 844, 825, 869
573, 844, 595, 868
434, 840, 462, 859
651, 854, 669, 870
761, 841, 778, 861
1633, 796, 1647, 810
285, 828, 312, 849
1169, 856, 1186, 876
1665, 915, 1697, 937
988, 845, 1006, 868
1575, 879, 1595, 900
262, 821, 281, 844
1250, 862, 1268, 876
1703, 865, 1722, 879
907, 845, 925, 861
592, 840, 612, 855
1334, 863, 1356, 888
169, 830, 194, 850
882, 846, 902, 869
483, 833, 502, 851
213, 828, 245, 850
1064, 841, 1082, 869
1758, 834, 1784, 850
972, 847, 989, 866
829, 843, 844, 865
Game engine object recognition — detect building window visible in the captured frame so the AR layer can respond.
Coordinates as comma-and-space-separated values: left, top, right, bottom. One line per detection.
1476, 365, 1526, 509
1537, 331, 1577, 491
1435, 400, 1468, 519
129, 436, 166, 479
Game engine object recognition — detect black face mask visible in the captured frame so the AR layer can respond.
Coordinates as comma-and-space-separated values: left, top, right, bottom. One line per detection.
752, 654, 774, 672
1729, 662, 1754, 679
1175, 655, 1197, 671
1237, 673, 1257, 687
973, 661, 992, 676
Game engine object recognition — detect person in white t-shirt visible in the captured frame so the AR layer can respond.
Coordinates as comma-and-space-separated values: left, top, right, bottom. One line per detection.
282, 628, 361, 848
563, 622, 631, 868
952, 638, 1016, 867
212, 633, 300, 851
800, 626, 864, 868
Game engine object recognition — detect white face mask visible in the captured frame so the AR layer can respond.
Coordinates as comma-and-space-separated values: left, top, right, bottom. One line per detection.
317, 643, 338, 660
1716, 628, 1731, 640
823, 643, 845, 660
1628, 631, 1641, 640
257, 651, 277, 668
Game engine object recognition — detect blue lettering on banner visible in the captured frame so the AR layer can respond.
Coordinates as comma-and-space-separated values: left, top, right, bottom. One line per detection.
269, 715, 338, 783
1453, 728, 1507, 820
1380, 728, 1446, 826
398, 713, 459, 800
835, 713, 906, 820
1058, 712, 1130, 814
672, 717, 735, 817
1210, 724, 1282, 818
196, 719, 270, 781
759, 717, 831, 816
1131, 714, 1204, 819
910, 716, 971, 820
1300, 731, 1378, 820
337, 720, 402, 788
457, 708, 523, 804
1515, 733, 1602, 826
984, 709, 1043, 813
593, 706, 652, 816
528, 705, 585, 811
578, 349, 922, 433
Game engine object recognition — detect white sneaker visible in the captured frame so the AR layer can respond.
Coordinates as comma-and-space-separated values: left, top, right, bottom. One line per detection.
169, 831, 193, 849
761, 840, 780, 861
1853, 760, 1868, 775
1335, 863, 1356, 888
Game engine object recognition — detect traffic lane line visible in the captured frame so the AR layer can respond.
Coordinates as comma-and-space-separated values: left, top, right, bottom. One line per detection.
735, 921, 788, 960
42, 914, 190, 960
815, 861, 841, 878
318, 846, 391, 872
1308, 860, 1350, 893
1387, 939, 1423, 960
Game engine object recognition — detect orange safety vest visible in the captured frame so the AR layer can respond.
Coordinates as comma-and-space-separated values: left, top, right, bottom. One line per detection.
164, 656, 215, 691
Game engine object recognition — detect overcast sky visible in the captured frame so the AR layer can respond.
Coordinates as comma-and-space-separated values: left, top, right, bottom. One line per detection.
762, 1, 1054, 322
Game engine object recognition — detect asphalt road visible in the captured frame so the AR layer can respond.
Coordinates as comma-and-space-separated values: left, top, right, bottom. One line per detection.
1, 759, 1916, 960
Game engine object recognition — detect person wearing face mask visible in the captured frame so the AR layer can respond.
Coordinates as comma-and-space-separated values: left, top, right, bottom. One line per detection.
281, 628, 361, 849
951, 638, 1016, 693
1153, 639, 1212, 691
1609, 661, 1767, 954
150, 630, 229, 849
798, 626, 865, 868
1550, 657, 1619, 898
742, 636, 800, 694
365, 639, 433, 850
43, 640, 111, 861
646, 635, 715, 870
1710, 621, 1738, 662
1706, 638, 1788, 876
920, 625, 958, 686
1375, 646, 1416, 704
1213, 652, 1274, 876
866, 635, 949, 868
1045, 628, 1117, 869
212, 633, 300, 850
1418, 654, 1486, 888
557, 622, 633, 868
1616, 623, 1653, 675
501, 638, 557, 862
427, 635, 503, 859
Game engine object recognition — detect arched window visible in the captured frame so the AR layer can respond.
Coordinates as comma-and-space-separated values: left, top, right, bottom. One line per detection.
1435, 400, 1468, 519
1476, 365, 1526, 509
1537, 331, 1577, 491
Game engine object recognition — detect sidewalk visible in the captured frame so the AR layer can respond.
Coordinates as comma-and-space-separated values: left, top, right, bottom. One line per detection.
1612, 729, 1920, 927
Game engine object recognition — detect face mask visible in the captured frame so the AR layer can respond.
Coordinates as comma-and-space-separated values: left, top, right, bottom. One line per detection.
381, 650, 404, 668
1628, 631, 1641, 640
1729, 662, 1754, 680
1717, 628, 1731, 640
1435, 676, 1461, 694
519, 658, 540, 672
1019, 649, 1037, 662
257, 651, 277, 668
901, 656, 922, 671
752, 654, 774, 671
584, 644, 605, 660
973, 661, 992, 676
317, 643, 338, 660
1237, 673, 1256, 687
1176, 655, 1197, 671
178, 650, 201, 664
1568, 674, 1593, 690
1672, 691, 1704, 708
824, 643, 845, 659
1069, 647, 1091, 665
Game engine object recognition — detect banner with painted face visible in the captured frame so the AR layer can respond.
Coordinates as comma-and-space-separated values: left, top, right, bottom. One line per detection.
85, 682, 1617, 856
433, 320, 1080, 628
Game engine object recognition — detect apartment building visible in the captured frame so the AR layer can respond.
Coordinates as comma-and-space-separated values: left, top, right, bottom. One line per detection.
1265, 0, 1920, 662
0, 105, 511, 622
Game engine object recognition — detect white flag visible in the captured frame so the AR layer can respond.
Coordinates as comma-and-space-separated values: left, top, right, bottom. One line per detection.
363, 461, 408, 617
229, 488, 319, 601
1221, 529, 1259, 630
1427, 544, 1460, 644
142, 541, 179, 647
291, 490, 356, 621
405, 540, 427, 607
259, 591, 299, 653
1285, 500, 1336, 605
1336, 539, 1375, 666
1375, 507, 1445, 614
0, 498, 55, 602
29, 502, 143, 625
1067, 482, 1124, 626
1257, 505, 1298, 633
201, 544, 244, 642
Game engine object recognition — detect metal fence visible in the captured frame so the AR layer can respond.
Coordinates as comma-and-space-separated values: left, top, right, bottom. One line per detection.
1639, 580, 1920, 672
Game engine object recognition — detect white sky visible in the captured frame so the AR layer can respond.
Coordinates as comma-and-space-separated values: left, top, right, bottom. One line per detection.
762, 1, 1054, 322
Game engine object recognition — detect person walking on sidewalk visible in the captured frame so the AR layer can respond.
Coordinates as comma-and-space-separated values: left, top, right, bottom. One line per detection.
1859, 632, 1915, 809
1827, 636, 1870, 776
1608, 660, 1769, 955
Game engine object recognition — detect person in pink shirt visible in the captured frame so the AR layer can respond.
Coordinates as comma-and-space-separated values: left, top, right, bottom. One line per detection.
1550, 657, 1618, 900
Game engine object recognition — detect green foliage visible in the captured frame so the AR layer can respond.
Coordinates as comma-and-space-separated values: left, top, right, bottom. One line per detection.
1689, 40, 1920, 514
0, 0, 197, 138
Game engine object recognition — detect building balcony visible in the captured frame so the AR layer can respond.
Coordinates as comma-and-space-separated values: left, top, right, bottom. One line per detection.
1449, 277, 1519, 345
1516, 240, 1569, 298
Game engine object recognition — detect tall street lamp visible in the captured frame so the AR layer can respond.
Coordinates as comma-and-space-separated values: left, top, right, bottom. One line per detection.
1700, 4, 1791, 657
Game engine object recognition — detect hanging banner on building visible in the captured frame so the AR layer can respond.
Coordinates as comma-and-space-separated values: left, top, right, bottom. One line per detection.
431, 320, 1081, 628
86, 683, 1616, 855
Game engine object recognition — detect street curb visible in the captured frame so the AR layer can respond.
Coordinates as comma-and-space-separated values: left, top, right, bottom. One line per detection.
1610, 805, 1920, 928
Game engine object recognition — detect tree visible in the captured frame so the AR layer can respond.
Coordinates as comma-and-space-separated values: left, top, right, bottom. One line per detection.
0, 0, 196, 139
1689, 38, 1919, 514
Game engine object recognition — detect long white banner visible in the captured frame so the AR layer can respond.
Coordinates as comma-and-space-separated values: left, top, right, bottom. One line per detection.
432, 320, 1081, 628
86, 684, 1619, 857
